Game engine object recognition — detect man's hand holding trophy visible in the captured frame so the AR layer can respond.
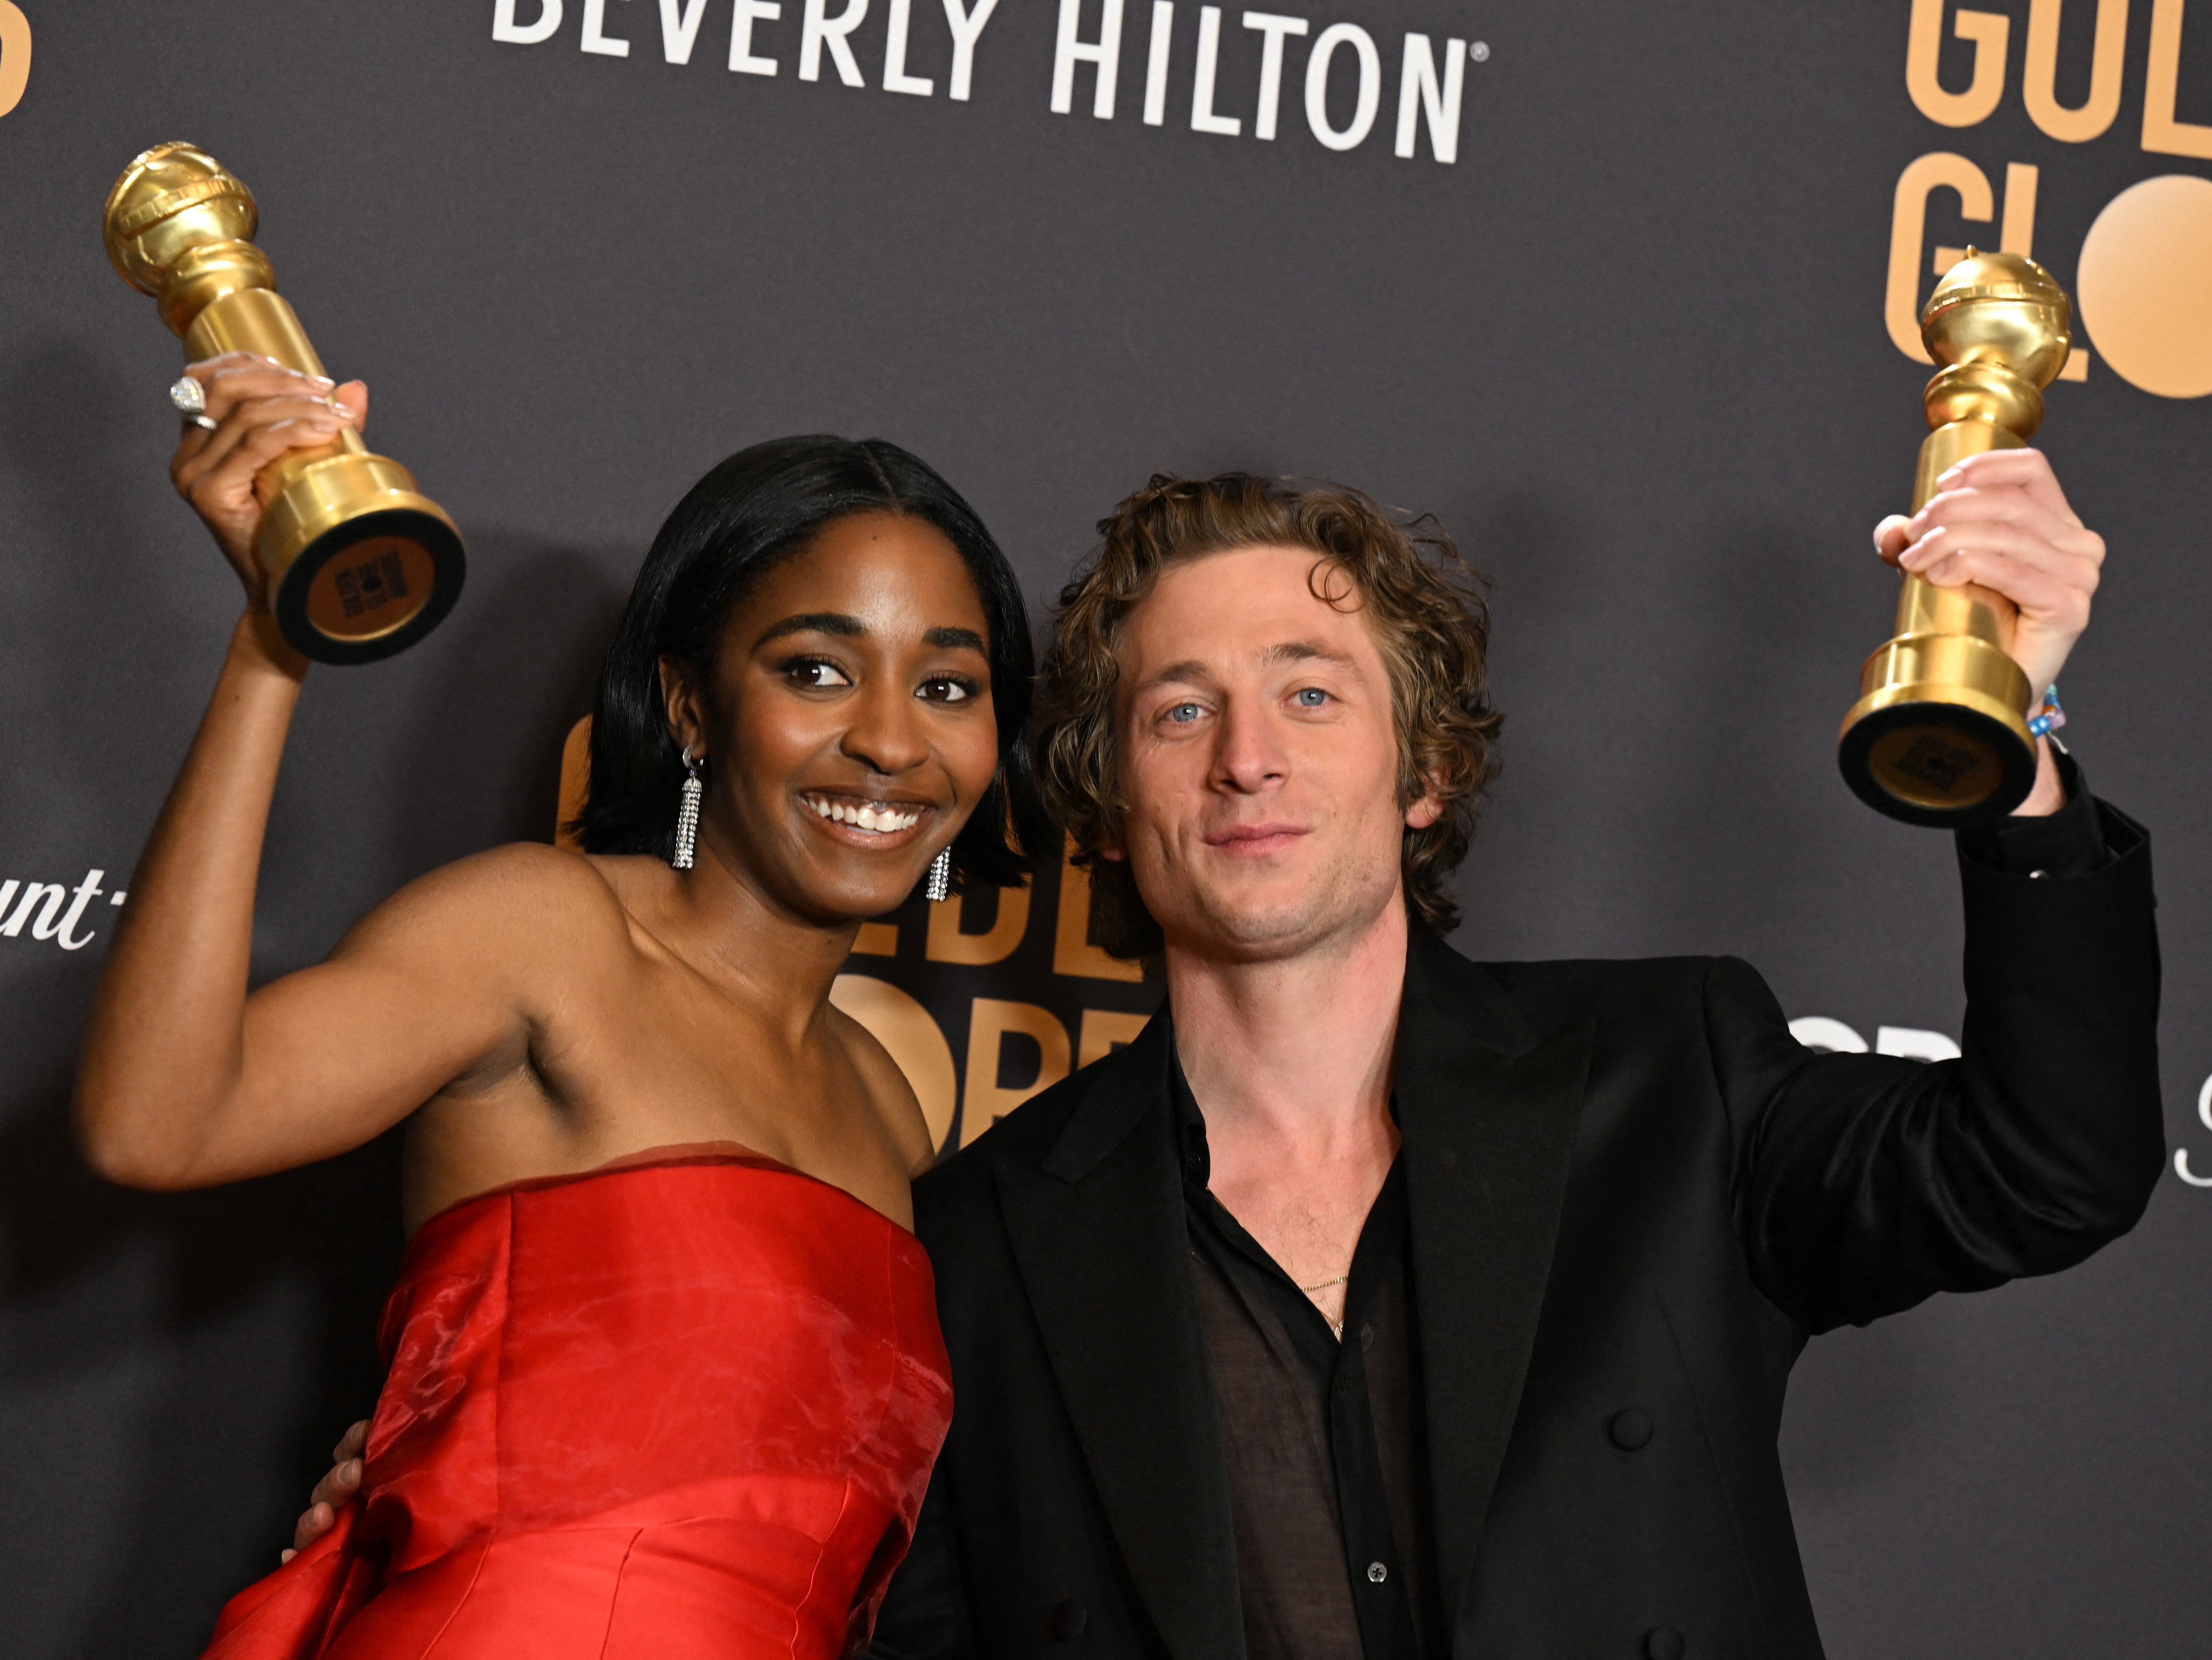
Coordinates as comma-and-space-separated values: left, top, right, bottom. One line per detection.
1839, 248, 2103, 825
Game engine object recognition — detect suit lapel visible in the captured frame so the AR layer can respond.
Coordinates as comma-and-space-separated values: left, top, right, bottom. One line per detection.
994, 1012, 1245, 1660
1395, 929, 1593, 1627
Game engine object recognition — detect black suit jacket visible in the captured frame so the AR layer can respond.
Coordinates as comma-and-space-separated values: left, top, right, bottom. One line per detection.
873, 823, 2162, 1660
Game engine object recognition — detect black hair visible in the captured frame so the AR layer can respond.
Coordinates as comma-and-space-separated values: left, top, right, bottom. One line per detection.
573, 435, 1052, 892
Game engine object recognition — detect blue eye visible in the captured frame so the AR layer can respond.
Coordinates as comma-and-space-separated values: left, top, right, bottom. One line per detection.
1167, 702, 1202, 724
1295, 687, 1329, 707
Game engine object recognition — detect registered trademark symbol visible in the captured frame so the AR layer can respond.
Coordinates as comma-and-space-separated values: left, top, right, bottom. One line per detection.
1469, 40, 1490, 62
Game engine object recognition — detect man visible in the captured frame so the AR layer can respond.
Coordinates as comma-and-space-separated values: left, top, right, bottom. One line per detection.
867, 456, 2158, 1658
296, 453, 2155, 1659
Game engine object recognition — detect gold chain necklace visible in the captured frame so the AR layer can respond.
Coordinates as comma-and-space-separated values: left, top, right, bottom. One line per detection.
1299, 1273, 1350, 1343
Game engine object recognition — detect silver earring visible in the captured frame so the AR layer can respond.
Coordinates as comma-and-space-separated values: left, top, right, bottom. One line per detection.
671, 747, 703, 871
924, 848, 952, 903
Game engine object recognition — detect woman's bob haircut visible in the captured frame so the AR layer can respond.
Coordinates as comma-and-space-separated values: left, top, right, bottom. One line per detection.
572, 434, 1053, 893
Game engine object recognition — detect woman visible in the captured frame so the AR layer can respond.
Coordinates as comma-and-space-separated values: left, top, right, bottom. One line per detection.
75, 353, 1053, 1659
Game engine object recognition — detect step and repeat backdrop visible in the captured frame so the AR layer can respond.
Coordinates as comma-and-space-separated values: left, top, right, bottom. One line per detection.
0, 1, 2206, 1655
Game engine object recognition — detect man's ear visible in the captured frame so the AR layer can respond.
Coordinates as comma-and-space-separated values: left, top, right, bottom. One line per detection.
1404, 772, 1447, 831
657, 656, 704, 757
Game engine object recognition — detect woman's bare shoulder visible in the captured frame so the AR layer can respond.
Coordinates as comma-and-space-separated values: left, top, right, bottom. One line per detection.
329, 843, 650, 970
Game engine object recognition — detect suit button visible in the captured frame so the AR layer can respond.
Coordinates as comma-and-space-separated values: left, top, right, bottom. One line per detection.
1051, 1599, 1087, 1641
1609, 1408, 1654, 1450
1644, 1625, 1685, 1659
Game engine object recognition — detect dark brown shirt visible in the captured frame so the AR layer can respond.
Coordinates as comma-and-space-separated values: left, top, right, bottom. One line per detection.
1174, 1061, 1441, 1660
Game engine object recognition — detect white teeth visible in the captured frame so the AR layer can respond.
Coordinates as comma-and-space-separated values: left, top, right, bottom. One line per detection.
806, 797, 920, 834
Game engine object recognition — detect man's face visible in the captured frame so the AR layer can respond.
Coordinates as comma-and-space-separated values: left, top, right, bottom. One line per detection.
1104, 545, 1440, 964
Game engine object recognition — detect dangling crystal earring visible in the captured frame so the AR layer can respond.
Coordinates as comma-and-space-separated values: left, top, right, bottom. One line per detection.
924, 847, 952, 903
671, 747, 703, 871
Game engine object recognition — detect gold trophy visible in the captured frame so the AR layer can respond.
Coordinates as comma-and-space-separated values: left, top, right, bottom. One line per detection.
1838, 248, 2072, 826
104, 143, 464, 663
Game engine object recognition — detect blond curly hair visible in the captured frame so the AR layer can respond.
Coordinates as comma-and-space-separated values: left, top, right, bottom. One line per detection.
1034, 472, 1502, 958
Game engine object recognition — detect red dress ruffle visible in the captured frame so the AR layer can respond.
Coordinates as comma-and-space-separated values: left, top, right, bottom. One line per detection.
200, 1152, 952, 1659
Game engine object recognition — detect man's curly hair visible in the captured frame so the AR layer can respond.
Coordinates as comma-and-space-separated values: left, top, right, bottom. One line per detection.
1034, 472, 1503, 959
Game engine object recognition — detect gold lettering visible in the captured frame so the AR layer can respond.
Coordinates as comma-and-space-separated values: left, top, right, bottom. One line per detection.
554, 717, 591, 850
962, 998, 1072, 1145
851, 921, 900, 956
2024, 0, 2129, 142
2002, 158, 2041, 255
2144, 0, 2212, 158
829, 973, 959, 1148
927, 881, 1032, 964
1888, 151, 1996, 362
1078, 1007, 1152, 1068
0, 4, 28, 120
1053, 837, 1144, 982
1906, 0, 2012, 128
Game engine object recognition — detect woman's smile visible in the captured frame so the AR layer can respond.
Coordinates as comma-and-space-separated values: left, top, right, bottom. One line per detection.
799, 789, 933, 841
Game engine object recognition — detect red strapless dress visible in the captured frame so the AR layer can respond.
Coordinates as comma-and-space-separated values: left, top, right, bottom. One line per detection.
199, 1151, 952, 1660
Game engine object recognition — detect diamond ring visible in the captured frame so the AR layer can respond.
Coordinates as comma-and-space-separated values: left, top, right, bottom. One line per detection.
169, 376, 207, 417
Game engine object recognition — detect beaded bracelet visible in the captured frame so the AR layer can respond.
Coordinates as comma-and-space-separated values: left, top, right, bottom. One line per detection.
2027, 684, 2067, 740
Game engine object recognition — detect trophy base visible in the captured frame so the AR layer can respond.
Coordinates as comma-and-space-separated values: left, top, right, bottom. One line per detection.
1839, 620, 2036, 827
260, 451, 466, 665
1838, 689, 2038, 827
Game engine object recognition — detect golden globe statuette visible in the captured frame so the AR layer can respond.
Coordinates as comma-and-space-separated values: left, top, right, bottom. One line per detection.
103, 143, 464, 664
1838, 249, 2072, 826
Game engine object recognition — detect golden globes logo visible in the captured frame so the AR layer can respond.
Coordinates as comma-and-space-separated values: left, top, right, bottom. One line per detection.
1889, 0, 2212, 399
828, 850, 1152, 1154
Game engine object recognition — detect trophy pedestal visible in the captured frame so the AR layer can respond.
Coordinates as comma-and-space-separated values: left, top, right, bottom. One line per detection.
1838, 632, 2036, 825
1839, 483, 2037, 826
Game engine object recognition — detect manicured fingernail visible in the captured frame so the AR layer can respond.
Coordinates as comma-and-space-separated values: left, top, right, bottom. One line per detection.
308, 375, 335, 388
281, 1549, 296, 1565
342, 1460, 361, 1482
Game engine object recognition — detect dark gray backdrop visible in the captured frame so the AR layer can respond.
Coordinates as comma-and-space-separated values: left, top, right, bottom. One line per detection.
0, 2, 2205, 1655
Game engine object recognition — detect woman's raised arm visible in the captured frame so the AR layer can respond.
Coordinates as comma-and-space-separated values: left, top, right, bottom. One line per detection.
74, 357, 524, 1190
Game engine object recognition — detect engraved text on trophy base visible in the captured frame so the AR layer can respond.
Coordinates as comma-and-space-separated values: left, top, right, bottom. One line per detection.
1868, 725, 2004, 812
304, 537, 438, 643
